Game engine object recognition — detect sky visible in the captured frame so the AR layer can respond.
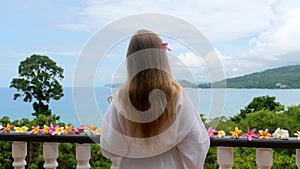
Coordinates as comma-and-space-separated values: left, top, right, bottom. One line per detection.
1, 0, 300, 87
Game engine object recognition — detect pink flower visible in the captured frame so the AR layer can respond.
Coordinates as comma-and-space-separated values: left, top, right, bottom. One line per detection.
242, 126, 259, 141
163, 42, 172, 51
48, 122, 63, 136
208, 127, 218, 139
75, 125, 84, 134
48, 122, 56, 136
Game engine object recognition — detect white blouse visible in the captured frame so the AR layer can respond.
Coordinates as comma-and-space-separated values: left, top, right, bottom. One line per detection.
100, 90, 210, 169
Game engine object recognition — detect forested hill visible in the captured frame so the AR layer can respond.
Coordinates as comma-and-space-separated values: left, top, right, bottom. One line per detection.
212, 65, 300, 88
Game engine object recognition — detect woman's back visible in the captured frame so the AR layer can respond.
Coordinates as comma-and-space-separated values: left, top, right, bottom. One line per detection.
101, 89, 209, 169
100, 29, 209, 169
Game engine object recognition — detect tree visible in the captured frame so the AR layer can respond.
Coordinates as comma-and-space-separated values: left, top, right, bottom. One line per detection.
231, 95, 284, 122
10, 54, 64, 117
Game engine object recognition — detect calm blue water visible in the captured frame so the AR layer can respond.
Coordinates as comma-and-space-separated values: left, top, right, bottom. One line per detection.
1, 87, 300, 127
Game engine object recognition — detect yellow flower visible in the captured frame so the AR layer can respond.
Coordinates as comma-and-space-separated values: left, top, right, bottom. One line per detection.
15, 126, 28, 133
294, 131, 300, 140
43, 125, 50, 134
217, 130, 226, 137
230, 127, 242, 138
31, 126, 41, 134
56, 127, 64, 135
87, 124, 97, 134
96, 128, 102, 135
15, 127, 22, 133
64, 125, 74, 134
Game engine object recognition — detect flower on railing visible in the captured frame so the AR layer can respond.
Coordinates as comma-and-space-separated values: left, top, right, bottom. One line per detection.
75, 125, 85, 134
64, 125, 74, 134
294, 131, 300, 140
14, 126, 28, 133
0, 122, 102, 136
259, 129, 271, 139
56, 126, 64, 135
86, 124, 97, 135
208, 127, 218, 139
2, 124, 13, 133
31, 126, 42, 134
48, 122, 64, 136
230, 127, 242, 138
206, 126, 300, 140
272, 127, 289, 140
242, 126, 259, 141
217, 130, 226, 138
43, 125, 50, 134
96, 128, 102, 135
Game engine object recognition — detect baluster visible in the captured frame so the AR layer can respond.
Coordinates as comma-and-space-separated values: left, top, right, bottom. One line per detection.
76, 143, 91, 169
296, 149, 300, 168
217, 147, 233, 169
12, 141, 27, 169
43, 142, 58, 169
256, 148, 273, 169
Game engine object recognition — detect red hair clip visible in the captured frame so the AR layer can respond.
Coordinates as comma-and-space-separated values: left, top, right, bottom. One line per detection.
163, 42, 172, 51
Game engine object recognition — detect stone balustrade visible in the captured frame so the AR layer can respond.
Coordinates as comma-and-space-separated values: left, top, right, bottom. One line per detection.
0, 133, 99, 169
1, 133, 300, 168
211, 136, 300, 169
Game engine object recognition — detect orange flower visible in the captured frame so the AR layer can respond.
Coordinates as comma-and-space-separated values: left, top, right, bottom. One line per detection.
3, 124, 13, 133
230, 127, 242, 138
259, 129, 271, 139
43, 125, 50, 134
64, 125, 74, 134
31, 126, 41, 134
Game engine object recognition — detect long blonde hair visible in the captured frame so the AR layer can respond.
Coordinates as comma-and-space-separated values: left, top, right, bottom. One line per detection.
118, 29, 181, 138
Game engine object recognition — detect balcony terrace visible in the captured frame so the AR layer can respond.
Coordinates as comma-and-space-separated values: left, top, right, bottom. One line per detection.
1, 133, 300, 169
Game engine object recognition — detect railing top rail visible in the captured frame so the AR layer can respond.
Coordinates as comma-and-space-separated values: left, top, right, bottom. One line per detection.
2, 134, 300, 148
211, 136, 300, 149
0, 132, 100, 144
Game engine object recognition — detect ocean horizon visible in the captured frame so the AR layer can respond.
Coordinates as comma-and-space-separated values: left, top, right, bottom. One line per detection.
1, 87, 300, 127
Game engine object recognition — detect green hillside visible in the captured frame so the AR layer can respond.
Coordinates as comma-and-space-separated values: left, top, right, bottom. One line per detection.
214, 65, 300, 88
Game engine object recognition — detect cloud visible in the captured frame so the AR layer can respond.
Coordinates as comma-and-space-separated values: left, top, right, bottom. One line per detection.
243, 0, 300, 66
59, 0, 272, 42
3, 0, 300, 87
215, 49, 265, 79
174, 49, 264, 82
172, 50, 226, 82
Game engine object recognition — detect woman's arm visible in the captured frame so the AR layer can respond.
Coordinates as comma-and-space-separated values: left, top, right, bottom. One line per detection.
176, 114, 210, 169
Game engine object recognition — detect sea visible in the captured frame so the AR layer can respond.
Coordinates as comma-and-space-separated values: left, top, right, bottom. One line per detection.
1, 87, 300, 127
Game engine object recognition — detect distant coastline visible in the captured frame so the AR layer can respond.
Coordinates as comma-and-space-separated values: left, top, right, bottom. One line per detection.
173, 64, 300, 89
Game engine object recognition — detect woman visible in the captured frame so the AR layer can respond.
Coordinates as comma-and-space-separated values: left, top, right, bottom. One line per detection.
100, 29, 209, 169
